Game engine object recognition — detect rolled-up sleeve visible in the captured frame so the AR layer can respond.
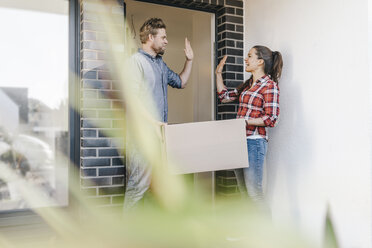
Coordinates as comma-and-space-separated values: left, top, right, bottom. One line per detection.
166, 66, 182, 89
262, 83, 280, 127
218, 88, 238, 101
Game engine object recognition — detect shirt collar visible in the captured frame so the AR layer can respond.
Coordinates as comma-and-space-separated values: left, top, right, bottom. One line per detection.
138, 48, 162, 60
255, 75, 271, 84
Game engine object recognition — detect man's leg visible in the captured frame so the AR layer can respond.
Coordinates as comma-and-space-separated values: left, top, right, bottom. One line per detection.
123, 149, 151, 210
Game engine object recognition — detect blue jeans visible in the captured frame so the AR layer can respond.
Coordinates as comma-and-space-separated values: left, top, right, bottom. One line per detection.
123, 148, 151, 210
235, 138, 268, 204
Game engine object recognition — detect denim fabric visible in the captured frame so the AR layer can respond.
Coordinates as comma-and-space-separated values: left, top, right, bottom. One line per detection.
235, 138, 268, 205
124, 50, 182, 210
123, 148, 151, 210
133, 49, 182, 122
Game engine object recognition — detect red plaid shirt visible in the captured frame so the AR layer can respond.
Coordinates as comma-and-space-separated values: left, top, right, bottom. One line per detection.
218, 75, 280, 140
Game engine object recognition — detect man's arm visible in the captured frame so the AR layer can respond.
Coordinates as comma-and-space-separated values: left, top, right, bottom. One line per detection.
179, 38, 194, 89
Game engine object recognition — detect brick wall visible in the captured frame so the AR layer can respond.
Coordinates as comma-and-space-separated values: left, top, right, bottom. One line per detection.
80, 0, 126, 207
79, 0, 244, 206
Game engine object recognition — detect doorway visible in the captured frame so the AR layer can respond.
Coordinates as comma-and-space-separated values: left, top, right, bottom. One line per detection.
125, 0, 216, 200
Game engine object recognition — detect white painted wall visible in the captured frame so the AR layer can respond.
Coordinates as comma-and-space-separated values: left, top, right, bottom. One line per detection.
244, 0, 371, 247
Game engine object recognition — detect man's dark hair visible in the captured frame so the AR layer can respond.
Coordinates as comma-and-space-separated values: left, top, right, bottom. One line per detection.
139, 18, 166, 44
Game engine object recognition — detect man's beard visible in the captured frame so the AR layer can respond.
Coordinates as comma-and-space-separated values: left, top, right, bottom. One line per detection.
154, 46, 165, 56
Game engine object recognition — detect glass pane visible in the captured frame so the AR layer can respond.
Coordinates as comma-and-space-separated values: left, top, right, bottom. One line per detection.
0, 0, 69, 210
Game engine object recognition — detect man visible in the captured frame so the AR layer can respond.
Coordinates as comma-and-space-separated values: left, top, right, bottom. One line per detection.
124, 18, 193, 209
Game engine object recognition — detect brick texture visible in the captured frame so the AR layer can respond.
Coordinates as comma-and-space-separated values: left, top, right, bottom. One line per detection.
79, 0, 243, 206
80, 0, 126, 207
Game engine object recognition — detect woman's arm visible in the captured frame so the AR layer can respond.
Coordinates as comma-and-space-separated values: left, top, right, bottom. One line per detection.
246, 83, 280, 127
245, 118, 265, 126
215, 55, 228, 93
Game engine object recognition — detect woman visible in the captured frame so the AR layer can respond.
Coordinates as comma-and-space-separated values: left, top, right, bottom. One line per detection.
216, 45, 283, 207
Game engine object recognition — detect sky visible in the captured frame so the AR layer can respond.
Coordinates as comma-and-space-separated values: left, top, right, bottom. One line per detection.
0, 6, 68, 109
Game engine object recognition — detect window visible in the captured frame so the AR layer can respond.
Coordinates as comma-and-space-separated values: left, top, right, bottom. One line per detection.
0, 0, 69, 211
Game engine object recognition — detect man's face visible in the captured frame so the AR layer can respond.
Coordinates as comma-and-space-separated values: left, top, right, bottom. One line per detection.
151, 28, 168, 55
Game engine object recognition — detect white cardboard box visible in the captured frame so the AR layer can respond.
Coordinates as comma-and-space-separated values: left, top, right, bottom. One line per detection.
163, 119, 249, 174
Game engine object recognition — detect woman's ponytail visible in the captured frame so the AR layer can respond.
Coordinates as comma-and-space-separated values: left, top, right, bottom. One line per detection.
271, 51, 283, 83
253, 46, 283, 83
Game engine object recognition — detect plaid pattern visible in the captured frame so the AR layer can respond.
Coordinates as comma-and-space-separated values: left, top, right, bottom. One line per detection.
218, 75, 280, 140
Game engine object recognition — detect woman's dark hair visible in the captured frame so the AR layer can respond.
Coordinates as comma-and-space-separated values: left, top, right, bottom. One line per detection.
236, 45, 283, 95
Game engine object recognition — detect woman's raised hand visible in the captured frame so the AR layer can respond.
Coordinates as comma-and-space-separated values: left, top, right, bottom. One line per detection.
215, 55, 228, 74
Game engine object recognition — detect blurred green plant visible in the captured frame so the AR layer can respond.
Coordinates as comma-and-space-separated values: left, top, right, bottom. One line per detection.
0, 1, 336, 247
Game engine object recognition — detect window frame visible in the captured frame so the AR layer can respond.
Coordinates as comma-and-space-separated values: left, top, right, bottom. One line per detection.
0, 0, 80, 223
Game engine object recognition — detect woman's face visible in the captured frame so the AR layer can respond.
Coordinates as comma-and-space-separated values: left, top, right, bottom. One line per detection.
245, 48, 262, 72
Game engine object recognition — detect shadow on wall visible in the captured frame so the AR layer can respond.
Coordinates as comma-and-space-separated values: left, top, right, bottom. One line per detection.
265, 47, 323, 231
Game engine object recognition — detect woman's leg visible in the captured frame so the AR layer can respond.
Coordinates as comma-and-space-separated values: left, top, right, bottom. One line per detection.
243, 139, 268, 204
234, 168, 248, 197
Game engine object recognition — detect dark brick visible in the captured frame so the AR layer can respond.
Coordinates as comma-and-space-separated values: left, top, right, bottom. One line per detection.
82, 110, 97, 118
98, 186, 125, 195
82, 70, 97, 79
82, 158, 110, 167
82, 99, 111, 109
236, 57, 244, 64
98, 110, 123, 118
224, 32, 243, 40
82, 130, 97, 138
217, 170, 236, 177
81, 119, 111, 129
81, 61, 106, 70
81, 188, 97, 196
236, 25, 243, 32
222, 72, 235, 80
218, 104, 236, 112
112, 120, 125, 128
81, 31, 97, 41
99, 167, 125, 176
112, 195, 124, 204
82, 80, 111, 89
236, 73, 244, 80
82, 149, 97, 157
81, 90, 97, 99
81, 22, 106, 32
221, 113, 236, 119
225, 15, 243, 24
112, 176, 125, 185
81, 168, 97, 177
112, 158, 124, 166
81, 177, 111, 187
236, 8, 243, 16
236, 41, 243, 49
218, 23, 235, 33
217, 177, 237, 186
225, 0, 243, 8
226, 56, 235, 63
82, 139, 110, 147
81, 50, 97, 59
226, 64, 243, 72
82, 41, 109, 51
225, 80, 242, 88
218, 39, 235, 49
98, 90, 121, 100
227, 48, 243, 56
98, 71, 112, 80
86, 197, 111, 205
99, 149, 120, 157
98, 129, 124, 138
216, 184, 238, 194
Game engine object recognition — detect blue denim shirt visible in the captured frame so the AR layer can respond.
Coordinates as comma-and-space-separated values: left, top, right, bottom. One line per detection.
132, 49, 182, 122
